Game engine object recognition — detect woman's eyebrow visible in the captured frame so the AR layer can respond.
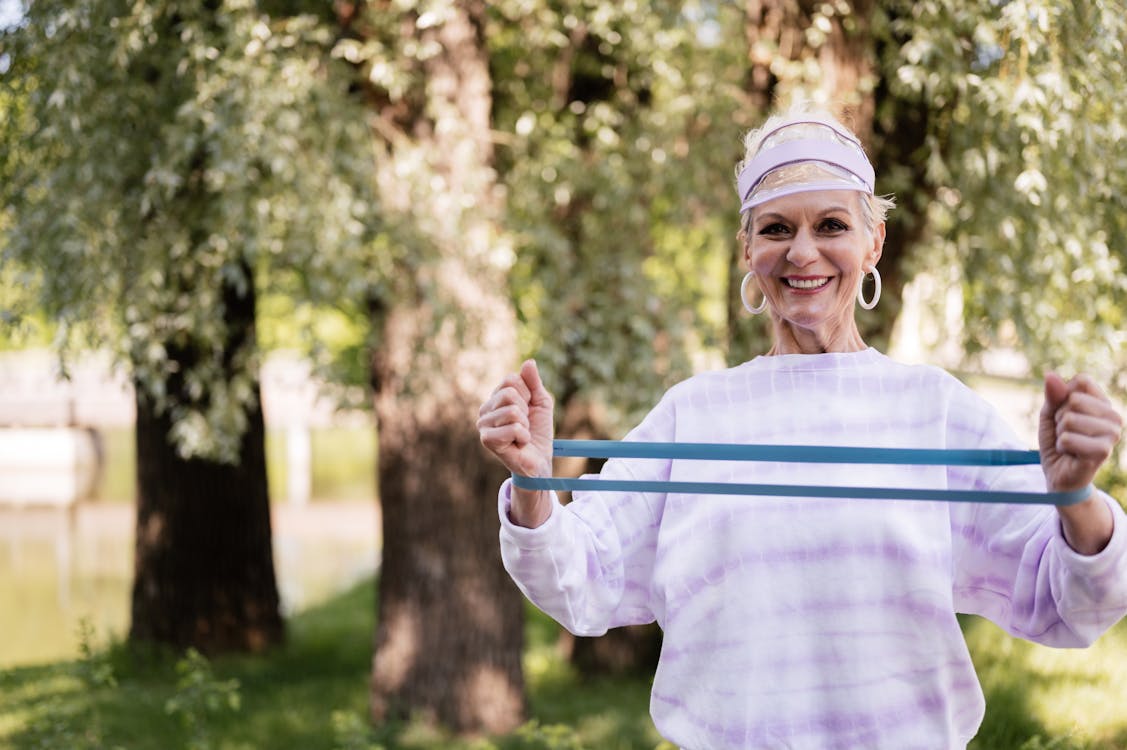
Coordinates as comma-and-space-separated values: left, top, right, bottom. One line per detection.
755, 206, 852, 225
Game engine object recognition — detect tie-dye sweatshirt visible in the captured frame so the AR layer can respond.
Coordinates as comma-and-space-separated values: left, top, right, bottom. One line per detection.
497, 348, 1127, 750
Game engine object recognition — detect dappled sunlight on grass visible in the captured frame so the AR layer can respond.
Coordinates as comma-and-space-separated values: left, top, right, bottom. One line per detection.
0, 579, 377, 750
3, 578, 1125, 749
0, 665, 80, 737
965, 615, 1127, 749
522, 605, 661, 749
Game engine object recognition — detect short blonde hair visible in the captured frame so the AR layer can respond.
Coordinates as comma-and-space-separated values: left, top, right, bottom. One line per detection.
736, 103, 895, 239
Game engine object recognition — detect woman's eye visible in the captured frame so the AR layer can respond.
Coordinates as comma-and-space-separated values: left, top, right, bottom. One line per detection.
758, 223, 789, 235
819, 218, 848, 232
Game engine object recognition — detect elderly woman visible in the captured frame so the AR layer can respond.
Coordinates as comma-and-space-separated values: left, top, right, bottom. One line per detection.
477, 105, 1127, 749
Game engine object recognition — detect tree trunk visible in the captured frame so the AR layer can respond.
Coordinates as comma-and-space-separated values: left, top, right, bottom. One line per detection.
865, 7, 937, 351
741, 0, 877, 137
366, 1, 526, 734
370, 299, 524, 733
130, 268, 283, 654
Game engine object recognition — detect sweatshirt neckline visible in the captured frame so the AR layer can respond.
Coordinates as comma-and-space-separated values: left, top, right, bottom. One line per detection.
746, 347, 883, 372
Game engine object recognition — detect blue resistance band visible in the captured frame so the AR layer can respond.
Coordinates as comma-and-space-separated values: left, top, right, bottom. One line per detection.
511, 440, 1092, 506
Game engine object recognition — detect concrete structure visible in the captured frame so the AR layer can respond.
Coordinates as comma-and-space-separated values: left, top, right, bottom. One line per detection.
0, 427, 102, 506
0, 349, 371, 506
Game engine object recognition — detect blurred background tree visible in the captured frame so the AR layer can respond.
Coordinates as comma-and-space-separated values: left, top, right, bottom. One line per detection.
877, 0, 1127, 395
330, 0, 527, 734
491, 0, 743, 429
0, 0, 373, 653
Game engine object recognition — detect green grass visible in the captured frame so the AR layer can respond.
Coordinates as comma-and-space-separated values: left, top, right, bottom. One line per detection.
1, 580, 1125, 749
964, 615, 1127, 750
0, 581, 378, 750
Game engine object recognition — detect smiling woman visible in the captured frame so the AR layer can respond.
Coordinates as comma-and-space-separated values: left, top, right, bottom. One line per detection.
743, 190, 881, 354
478, 102, 1127, 750
734, 112, 894, 356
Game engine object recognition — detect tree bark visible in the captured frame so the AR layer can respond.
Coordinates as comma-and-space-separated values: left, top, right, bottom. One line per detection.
742, 0, 876, 137
370, 298, 524, 733
365, 1, 526, 734
130, 267, 283, 654
865, 8, 937, 351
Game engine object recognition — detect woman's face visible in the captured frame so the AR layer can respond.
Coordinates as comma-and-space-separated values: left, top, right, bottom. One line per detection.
744, 189, 883, 347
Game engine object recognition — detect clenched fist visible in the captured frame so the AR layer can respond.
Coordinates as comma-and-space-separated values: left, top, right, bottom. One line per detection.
478, 360, 556, 527
1039, 372, 1124, 554
1039, 373, 1123, 493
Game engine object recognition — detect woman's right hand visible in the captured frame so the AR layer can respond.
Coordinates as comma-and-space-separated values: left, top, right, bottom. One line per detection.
478, 360, 555, 527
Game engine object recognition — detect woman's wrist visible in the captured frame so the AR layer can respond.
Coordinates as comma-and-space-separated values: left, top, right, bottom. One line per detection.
510, 485, 553, 529
1057, 492, 1114, 556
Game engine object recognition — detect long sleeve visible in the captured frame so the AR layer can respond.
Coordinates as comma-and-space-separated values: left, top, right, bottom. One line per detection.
948, 388, 1127, 646
498, 394, 674, 636
952, 493, 1127, 646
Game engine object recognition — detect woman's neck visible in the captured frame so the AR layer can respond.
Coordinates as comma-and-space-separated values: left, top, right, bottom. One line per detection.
766, 319, 867, 356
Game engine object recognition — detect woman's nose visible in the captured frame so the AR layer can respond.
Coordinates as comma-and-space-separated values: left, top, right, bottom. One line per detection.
786, 228, 819, 266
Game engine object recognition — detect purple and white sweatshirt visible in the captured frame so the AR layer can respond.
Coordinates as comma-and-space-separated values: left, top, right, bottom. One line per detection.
498, 349, 1127, 749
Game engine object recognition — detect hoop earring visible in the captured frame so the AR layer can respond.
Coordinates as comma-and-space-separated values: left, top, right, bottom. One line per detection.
858, 266, 881, 310
740, 271, 768, 315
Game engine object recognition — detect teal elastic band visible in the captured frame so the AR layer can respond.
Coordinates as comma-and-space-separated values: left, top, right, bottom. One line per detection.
511, 439, 1092, 506
552, 440, 1042, 466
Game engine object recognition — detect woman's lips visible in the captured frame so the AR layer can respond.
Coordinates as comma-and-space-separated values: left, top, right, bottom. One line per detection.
782, 276, 831, 292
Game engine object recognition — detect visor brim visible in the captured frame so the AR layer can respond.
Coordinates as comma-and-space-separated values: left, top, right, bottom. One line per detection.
740, 181, 871, 213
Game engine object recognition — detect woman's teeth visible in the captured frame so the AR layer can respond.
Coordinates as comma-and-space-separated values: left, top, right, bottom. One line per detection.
785, 277, 830, 289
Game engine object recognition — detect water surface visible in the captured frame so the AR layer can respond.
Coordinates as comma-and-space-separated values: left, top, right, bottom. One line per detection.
0, 502, 379, 667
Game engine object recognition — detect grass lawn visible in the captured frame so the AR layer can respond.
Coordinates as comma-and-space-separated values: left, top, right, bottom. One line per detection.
964, 614, 1127, 750
1, 578, 1125, 749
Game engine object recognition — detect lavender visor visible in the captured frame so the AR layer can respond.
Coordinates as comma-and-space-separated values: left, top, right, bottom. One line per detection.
736, 123, 876, 212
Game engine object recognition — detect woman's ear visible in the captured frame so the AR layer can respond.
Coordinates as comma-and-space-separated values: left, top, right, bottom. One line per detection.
869, 221, 886, 268
737, 228, 752, 269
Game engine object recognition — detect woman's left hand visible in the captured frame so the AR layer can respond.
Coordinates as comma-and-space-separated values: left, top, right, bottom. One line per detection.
1039, 372, 1124, 493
